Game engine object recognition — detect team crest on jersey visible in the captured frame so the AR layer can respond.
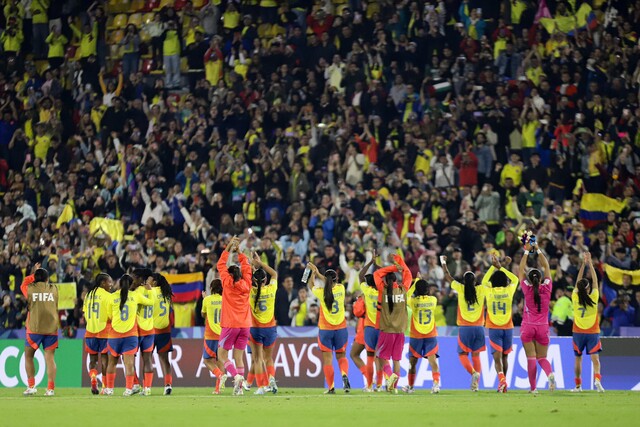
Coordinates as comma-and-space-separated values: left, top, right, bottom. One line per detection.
32, 293, 54, 301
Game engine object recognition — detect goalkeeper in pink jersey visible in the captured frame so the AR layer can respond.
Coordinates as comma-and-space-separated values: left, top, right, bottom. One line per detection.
518, 236, 556, 394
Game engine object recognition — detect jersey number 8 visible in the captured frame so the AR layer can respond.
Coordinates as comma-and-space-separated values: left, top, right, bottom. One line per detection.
120, 305, 129, 321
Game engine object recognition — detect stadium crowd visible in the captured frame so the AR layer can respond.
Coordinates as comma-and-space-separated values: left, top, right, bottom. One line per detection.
0, 0, 639, 336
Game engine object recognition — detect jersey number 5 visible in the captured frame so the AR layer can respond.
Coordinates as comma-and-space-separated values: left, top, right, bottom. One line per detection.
159, 301, 167, 317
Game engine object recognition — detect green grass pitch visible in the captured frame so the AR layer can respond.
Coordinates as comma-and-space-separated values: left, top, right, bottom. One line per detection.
1, 388, 636, 426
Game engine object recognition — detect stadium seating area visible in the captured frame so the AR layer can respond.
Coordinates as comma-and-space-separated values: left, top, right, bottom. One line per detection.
0, 0, 639, 336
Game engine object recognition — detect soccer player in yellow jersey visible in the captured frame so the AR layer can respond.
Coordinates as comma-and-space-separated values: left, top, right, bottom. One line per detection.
152, 273, 174, 395
103, 275, 153, 397
82, 273, 113, 395
442, 256, 487, 392
133, 269, 155, 396
353, 253, 379, 391
404, 279, 441, 394
248, 253, 279, 395
482, 255, 517, 393
308, 262, 350, 394
572, 252, 605, 393
201, 278, 225, 394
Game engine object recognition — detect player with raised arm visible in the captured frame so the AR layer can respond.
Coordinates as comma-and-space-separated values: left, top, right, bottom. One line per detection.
572, 252, 605, 393
217, 236, 253, 396
201, 278, 225, 394
518, 235, 556, 394
360, 251, 383, 391
482, 255, 517, 393
350, 291, 368, 389
152, 273, 174, 395
132, 268, 155, 396
83, 273, 113, 395
442, 256, 486, 392
103, 274, 154, 396
404, 278, 441, 394
249, 252, 279, 395
373, 254, 412, 393
21, 264, 59, 397
308, 262, 350, 394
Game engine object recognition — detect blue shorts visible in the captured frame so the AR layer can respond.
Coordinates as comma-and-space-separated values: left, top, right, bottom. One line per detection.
202, 339, 219, 360
85, 337, 108, 355
108, 336, 138, 356
250, 326, 277, 347
573, 333, 602, 356
364, 326, 379, 352
318, 328, 348, 352
409, 337, 439, 358
154, 333, 173, 353
457, 326, 486, 353
488, 328, 513, 354
26, 333, 58, 351
138, 334, 155, 353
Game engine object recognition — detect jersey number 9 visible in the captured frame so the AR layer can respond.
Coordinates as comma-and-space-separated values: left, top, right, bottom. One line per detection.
89, 302, 99, 319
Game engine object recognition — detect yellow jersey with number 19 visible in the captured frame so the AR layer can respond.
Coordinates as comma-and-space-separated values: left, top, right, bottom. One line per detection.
250, 278, 277, 327
451, 280, 486, 326
107, 290, 153, 338
202, 294, 223, 340
83, 287, 111, 338
312, 284, 347, 330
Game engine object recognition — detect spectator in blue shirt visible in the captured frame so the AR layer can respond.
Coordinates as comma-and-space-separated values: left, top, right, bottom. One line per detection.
604, 295, 636, 336
279, 228, 310, 259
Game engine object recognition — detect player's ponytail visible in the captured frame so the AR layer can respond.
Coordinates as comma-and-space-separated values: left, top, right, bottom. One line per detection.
463, 271, 478, 306
576, 278, 595, 308
385, 274, 395, 313
253, 268, 267, 311
153, 273, 173, 302
324, 270, 337, 311
119, 274, 134, 312
528, 269, 542, 312
414, 279, 429, 296
89, 273, 111, 300
490, 270, 507, 288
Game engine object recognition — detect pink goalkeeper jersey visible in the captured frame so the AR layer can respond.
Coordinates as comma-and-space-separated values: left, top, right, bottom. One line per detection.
521, 278, 552, 325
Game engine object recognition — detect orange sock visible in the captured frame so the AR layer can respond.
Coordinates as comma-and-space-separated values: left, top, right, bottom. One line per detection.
28, 377, 35, 388
165, 374, 172, 386
595, 373, 602, 381
458, 354, 474, 374
89, 369, 98, 379
133, 372, 139, 386
126, 375, 134, 390
365, 356, 374, 388
323, 365, 335, 389
376, 369, 383, 387
106, 373, 115, 389
144, 372, 153, 388
498, 372, 506, 383
338, 357, 349, 376
266, 365, 275, 379
433, 372, 441, 383
472, 355, 481, 374
261, 373, 270, 387
212, 367, 223, 378
408, 373, 416, 387
247, 372, 255, 386
359, 365, 367, 381
575, 377, 582, 386
47, 381, 55, 390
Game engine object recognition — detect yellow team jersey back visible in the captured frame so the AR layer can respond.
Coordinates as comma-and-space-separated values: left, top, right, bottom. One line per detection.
360, 282, 379, 328
202, 294, 223, 338
408, 293, 438, 337
83, 287, 110, 337
482, 266, 518, 328
572, 289, 600, 333
153, 286, 172, 331
108, 290, 153, 336
451, 280, 486, 326
135, 287, 154, 333
312, 284, 347, 329
250, 279, 277, 327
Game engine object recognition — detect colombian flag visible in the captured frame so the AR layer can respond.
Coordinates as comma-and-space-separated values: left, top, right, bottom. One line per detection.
602, 264, 640, 307
579, 193, 626, 228
56, 202, 75, 228
162, 272, 204, 303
